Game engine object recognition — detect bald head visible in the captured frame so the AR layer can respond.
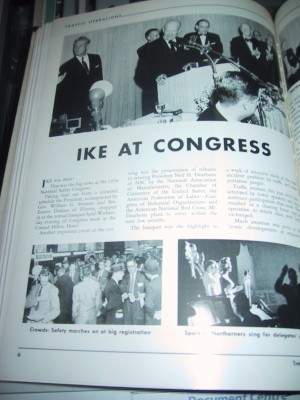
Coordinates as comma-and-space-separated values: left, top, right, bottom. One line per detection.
239, 23, 251, 39
163, 20, 181, 42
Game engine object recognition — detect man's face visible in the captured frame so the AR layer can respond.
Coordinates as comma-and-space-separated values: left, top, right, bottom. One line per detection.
241, 24, 251, 38
40, 274, 49, 287
148, 30, 159, 42
127, 261, 137, 275
240, 96, 258, 120
57, 268, 65, 278
253, 30, 262, 41
196, 21, 210, 35
99, 261, 105, 271
73, 40, 88, 57
163, 21, 180, 42
116, 270, 124, 281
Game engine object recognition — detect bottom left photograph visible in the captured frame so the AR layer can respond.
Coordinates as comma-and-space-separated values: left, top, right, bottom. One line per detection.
23, 240, 163, 326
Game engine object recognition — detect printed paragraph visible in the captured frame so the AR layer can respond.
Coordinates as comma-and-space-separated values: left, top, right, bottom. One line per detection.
35, 177, 119, 235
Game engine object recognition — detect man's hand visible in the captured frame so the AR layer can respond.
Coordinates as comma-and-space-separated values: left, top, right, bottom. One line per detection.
128, 293, 136, 303
156, 74, 167, 85
282, 265, 288, 276
57, 72, 66, 84
121, 293, 128, 302
252, 48, 261, 59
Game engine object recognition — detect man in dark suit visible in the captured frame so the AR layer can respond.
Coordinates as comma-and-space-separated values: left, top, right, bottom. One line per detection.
183, 19, 223, 64
134, 19, 188, 115
144, 258, 162, 326
54, 265, 73, 324
52, 36, 103, 124
198, 71, 261, 123
120, 257, 147, 325
230, 23, 264, 81
262, 35, 280, 86
137, 28, 160, 59
281, 40, 299, 89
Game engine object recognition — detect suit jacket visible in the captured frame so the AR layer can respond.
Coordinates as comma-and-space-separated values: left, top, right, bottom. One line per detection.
120, 271, 146, 298
53, 53, 103, 121
144, 36, 188, 83
230, 35, 264, 79
137, 42, 151, 59
26, 282, 60, 323
134, 36, 188, 114
197, 104, 227, 121
263, 44, 280, 85
55, 274, 73, 323
183, 31, 223, 63
145, 275, 162, 325
120, 271, 147, 324
103, 279, 123, 324
72, 276, 101, 324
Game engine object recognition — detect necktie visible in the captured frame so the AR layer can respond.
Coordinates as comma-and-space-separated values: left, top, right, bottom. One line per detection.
81, 57, 89, 74
35, 286, 42, 310
169, 40, 177, 52
129, 274, 134, 294
200, 35, 206, 45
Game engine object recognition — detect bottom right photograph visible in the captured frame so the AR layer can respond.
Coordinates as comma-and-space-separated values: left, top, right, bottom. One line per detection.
178, 239, 300, 329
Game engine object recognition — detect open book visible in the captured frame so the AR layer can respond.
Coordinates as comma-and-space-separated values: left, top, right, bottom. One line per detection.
1, 0, 300, 391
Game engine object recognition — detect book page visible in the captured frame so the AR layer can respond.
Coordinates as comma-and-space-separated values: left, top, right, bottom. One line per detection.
0, 0, 300, 392
275, 0, 300, 178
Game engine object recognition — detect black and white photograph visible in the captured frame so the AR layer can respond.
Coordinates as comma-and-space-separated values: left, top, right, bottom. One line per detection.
178, 239, 300, 328
279, 16, 300, 90
24, 240, 162, 326
49, 13, 286, 136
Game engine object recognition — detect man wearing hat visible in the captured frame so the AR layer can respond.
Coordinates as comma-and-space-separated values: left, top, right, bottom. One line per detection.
72, 265, 101, 324
144, 258, 162, 325
103, 263, 124, 325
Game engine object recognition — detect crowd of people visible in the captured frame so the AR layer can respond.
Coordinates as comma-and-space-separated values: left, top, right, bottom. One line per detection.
24, 250, 162, 326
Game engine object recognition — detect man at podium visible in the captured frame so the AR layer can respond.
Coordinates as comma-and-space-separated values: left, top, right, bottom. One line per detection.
134, 19, 189, 115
